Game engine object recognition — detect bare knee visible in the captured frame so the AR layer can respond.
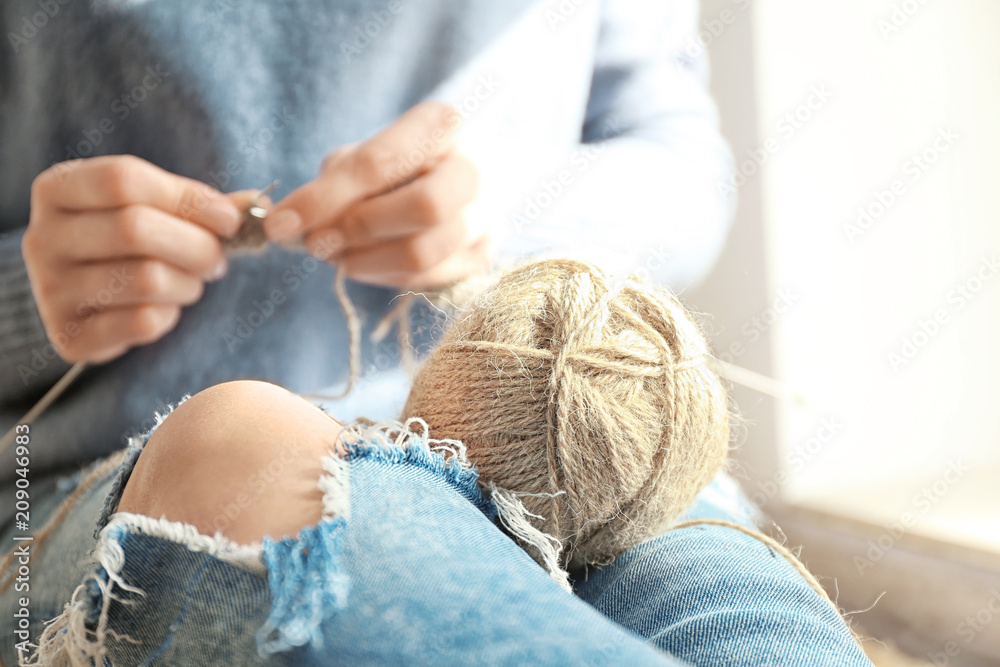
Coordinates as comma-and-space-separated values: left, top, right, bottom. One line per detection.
117, 380, 343, 544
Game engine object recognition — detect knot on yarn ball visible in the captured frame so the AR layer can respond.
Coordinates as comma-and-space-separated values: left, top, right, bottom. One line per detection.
403, 258, 731, 569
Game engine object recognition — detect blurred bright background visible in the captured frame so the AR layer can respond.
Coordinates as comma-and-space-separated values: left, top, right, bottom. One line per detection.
686, 1, 1000, 665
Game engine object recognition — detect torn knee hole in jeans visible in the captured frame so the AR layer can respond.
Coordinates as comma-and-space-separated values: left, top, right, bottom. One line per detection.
25, 417, 558, 664
26, 437, 352, 665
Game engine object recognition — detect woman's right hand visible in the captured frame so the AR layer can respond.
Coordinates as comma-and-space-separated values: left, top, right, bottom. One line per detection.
22, 155, 243, 364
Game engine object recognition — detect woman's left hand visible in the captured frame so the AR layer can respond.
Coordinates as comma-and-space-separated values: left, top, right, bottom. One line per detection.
265, 101, 491, 290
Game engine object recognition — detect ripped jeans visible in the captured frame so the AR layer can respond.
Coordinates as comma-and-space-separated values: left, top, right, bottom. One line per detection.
0, 381, 872, 666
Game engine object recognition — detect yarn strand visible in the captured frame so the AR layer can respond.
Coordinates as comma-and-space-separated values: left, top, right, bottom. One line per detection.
404, 258, 732, 568
326, 264, 360, 400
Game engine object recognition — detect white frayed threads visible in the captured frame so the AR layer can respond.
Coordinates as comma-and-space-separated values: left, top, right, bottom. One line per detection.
319, 454, 351, 521
103, 513, 266, 574
23, 528, 143, 667
131, 394, 193, 446
23, 581, 105, 666
340, 417, 472, 469
489, 485, 572, 593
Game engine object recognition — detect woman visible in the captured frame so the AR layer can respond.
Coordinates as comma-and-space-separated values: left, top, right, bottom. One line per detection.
0, 1, 869, 664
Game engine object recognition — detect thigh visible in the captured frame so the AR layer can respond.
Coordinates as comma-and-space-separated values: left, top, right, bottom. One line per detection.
573, 508, 873, 667
0, 451, 123, 667
3, 416, 683, 667
310, 435, 679, 666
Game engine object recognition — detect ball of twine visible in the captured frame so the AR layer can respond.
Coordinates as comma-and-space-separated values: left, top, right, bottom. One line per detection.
403, 258, 731, 568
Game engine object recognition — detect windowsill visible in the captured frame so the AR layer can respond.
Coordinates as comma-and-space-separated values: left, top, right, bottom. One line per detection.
766, 499, 1000, 665
785, 460, 1000, 557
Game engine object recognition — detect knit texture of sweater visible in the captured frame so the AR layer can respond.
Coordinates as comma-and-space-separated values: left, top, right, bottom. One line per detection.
0, 0, 734, 521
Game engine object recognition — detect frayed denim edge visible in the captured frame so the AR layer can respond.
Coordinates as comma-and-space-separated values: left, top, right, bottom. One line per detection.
255, 452, 350, 657
26, 416, 504, 664
339, 416, 496, 520
255, 418, 499, 657
95, 395, 194, 539
341, 418, 572, 592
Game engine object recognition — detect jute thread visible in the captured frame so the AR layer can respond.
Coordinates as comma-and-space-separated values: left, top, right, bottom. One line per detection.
403, 258, 732, 568
0, 206, 863, 661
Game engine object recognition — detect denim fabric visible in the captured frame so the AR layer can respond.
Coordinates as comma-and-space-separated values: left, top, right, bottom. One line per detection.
574, 525, 871, 666
0, 421, 680, 666
0, 412, 871, 666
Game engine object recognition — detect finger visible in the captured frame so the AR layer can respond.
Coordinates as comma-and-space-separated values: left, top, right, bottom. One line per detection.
52, 260, 204, 320
89, 344, 129, 365
227, 189, 274, 211
267, 101, 461, 241
331, 217, 471, 285
37, 155, 242, 237
306, 151, 479, 253
44, 205, 228, 281
59, 304, 182, 364
345, 236, 494, 291
336, 101, 460, 189
407, 236, 494, 289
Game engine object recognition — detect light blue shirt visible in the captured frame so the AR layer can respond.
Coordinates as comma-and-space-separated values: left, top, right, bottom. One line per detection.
0, 0, 734, 510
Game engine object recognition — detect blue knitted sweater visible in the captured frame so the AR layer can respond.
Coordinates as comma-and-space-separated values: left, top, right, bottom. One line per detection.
0, 0, 733, 515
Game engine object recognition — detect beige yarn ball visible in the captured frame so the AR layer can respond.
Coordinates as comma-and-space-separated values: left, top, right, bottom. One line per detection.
403, 258, 731, 568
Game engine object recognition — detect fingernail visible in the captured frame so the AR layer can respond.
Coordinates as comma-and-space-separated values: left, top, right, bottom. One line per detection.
204, 199, 242, 237
266, 210, 302, 240
209, 257, 228, 281
313, 229, 344, 260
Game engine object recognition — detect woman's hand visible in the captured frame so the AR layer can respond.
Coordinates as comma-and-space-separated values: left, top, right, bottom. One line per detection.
22, 155, 243, 364
265, 101, 491, 290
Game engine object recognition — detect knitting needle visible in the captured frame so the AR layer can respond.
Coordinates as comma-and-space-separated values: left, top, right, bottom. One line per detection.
244, 180, 280, 226
0, 182, 282, 456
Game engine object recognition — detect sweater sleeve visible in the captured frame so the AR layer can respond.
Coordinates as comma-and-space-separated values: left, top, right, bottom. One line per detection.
0, 227, 72, 407
502, 0, 736, 289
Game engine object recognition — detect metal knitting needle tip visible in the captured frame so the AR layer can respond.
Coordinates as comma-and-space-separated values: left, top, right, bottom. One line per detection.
245, 180, 280, 225
251, 180, 280, 207
244, 181, 279, 226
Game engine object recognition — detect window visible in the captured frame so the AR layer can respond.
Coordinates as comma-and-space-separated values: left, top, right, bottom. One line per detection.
690, 1, 1000, 662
